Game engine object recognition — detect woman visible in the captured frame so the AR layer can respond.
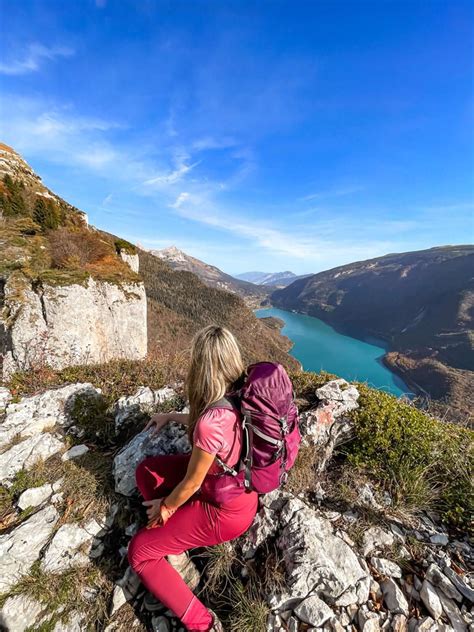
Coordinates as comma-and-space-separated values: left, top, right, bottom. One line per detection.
128, 325, 259, 632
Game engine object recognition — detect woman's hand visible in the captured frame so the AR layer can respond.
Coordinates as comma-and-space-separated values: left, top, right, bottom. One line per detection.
144, 413, 171, 435
143, 498, 176, 528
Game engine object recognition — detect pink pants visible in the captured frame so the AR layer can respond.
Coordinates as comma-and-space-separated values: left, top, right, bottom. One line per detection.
128, 454, 258, 632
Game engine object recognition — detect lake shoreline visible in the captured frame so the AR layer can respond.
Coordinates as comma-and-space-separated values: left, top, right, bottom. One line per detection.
256, 305, 411, 396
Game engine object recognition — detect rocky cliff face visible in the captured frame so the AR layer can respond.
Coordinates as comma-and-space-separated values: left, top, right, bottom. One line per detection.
0, 144, 148, 378
1, 271, 147, 378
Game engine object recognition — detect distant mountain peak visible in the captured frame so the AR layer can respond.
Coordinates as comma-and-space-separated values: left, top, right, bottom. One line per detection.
154, 245, 188, 263
236, 270, 310, 287
149, 245, 269, 305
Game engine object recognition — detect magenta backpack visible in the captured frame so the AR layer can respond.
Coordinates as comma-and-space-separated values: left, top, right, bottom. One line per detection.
198, 362, 301, 505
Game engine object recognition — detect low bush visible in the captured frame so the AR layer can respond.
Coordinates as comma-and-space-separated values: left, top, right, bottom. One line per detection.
48, 228, 111, 269
114, 237, 137, 254
346, 384, 473, 529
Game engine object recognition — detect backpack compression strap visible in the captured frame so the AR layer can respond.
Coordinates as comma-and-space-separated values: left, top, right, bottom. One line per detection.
207, 396, 242, 477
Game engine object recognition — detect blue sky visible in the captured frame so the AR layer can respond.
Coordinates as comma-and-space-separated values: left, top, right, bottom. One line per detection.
0, 0, 473, 275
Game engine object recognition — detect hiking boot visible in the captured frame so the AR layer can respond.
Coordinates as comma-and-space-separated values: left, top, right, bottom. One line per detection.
168, 553, 200, 591
208, 609, 224, 632
143, 591, 166, 613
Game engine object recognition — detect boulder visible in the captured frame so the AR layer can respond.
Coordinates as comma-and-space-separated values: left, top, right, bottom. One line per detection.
113, 423, 191, 496
425, 564, 462, 602
437, 591, 467, 632
0, 383, 102, 447
371, 557, 403, 579
61, 444, 89, 461
442, 567, 474, 604
362, 527, 395, 557
268, 496, 371, 610
380, 578, 409, 616
114, 386, 177, 432
42, 518, 103, 573
0, 433, 64, 483
294, 594, 335, 626
0, 505, 59, 592
420, 580, 443, 620
298, 379, 359, 471
17, 483, 54, 510
0, 594, 44, 632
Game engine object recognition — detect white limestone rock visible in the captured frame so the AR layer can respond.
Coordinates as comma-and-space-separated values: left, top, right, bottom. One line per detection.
1, 273, 147, 379
371, 557, 403, 579
0, 505, 59, 592
0, 433, 64, 483
420, 580, 443, 620
41, 519, 103, 573
113, 423, 191, 496
362, 527, 395, 557
0, 383, 102, 447
0, 594, 44, 632
294, 594, 335, 626
380, 578, 409, 616
110, 585, 127, 615
119, 251, 139, 273
168, 552, 200, 591
271, 496, 371, 610
414, 616, 437, 632
52, 612, 86, 632
61, 444, 89, 461
316, 379, 360, 414
392, 614, 408, 632
437, 591, 467, 632
425, 564, 462, 602
0, 387, 12, 412
298, 379, 359, 471
17, 483, 54, 510
443, 567, 474, 604
114, 386, 177, 432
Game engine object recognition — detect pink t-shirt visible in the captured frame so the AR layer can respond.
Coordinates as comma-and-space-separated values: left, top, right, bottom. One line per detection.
193, 407, 242, 474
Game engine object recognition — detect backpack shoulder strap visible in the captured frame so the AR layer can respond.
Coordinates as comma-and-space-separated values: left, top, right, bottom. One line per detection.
208, 395, 240, 411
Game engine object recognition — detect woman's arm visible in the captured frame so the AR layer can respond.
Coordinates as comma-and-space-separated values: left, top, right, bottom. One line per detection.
145, 411, 190, 434
164, 446, 214, 509
144, 446, 214, 527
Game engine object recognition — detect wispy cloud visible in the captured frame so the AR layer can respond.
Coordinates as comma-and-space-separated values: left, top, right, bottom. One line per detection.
143, 158, 201, 188
299, 185, 365, 202
170, 191, 394, 263
0, 43, 74, 75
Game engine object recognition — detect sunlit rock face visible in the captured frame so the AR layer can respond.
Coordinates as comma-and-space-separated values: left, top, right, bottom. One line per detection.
1, 273, 147, 378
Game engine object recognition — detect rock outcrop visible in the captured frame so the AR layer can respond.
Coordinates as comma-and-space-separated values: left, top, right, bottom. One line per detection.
0, 378, 472, 632
1, 272, 147, 378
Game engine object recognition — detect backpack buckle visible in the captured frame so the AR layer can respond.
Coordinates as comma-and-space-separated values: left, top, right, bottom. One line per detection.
279, 417, 288, 434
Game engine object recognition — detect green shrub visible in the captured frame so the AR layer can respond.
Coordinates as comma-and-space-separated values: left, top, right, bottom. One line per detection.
114, 237, 137, 254
33, 197, 61, 230
347, 384, 473, 529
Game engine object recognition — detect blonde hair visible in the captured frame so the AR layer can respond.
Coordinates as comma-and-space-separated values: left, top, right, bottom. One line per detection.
187, 325, 245, 440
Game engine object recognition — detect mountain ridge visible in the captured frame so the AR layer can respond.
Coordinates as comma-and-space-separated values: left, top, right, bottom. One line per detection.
271, 244, 474, 422
150, 245, 269, 306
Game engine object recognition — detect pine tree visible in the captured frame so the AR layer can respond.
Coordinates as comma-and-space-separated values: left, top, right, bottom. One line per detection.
33, 197, 60, 230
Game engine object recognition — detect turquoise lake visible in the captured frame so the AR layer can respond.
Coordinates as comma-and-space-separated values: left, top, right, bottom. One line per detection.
255, 307, 410, 397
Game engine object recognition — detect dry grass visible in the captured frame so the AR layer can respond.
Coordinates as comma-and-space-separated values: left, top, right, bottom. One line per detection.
6, 352, 184, 403
2, 561, 113, 631
200, 542, 238, 595
285, 444, 319, 496
48, 228, 111, 269
225, 578, 270, 632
